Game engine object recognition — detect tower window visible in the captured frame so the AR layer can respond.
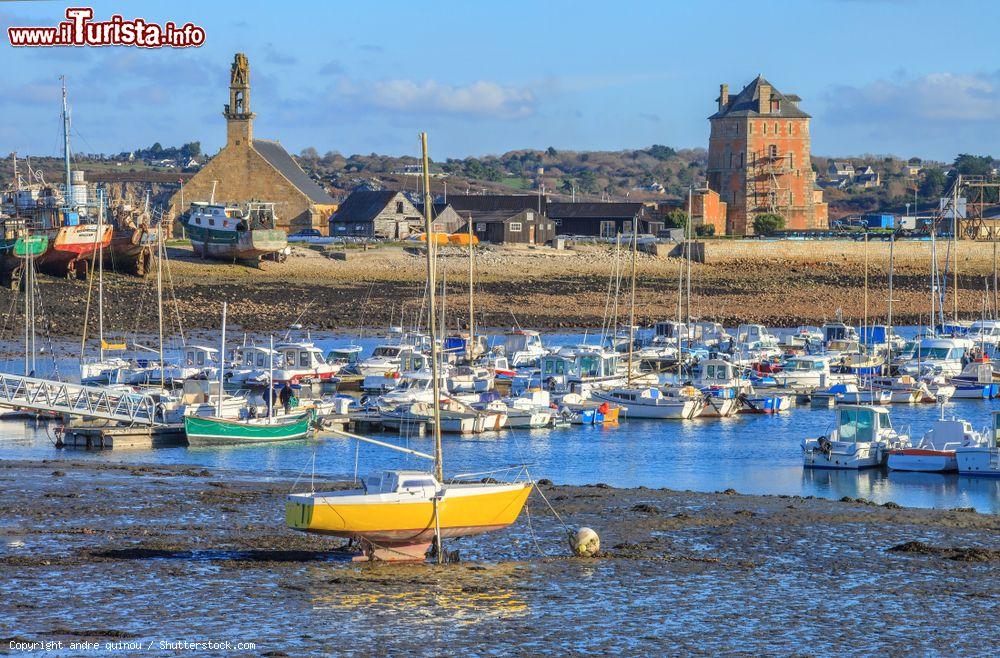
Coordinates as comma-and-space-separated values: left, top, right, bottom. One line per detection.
763, 123, 768, 135
788, 122, 793, 135
769, 145, 778, 159
396, 201, 404, 214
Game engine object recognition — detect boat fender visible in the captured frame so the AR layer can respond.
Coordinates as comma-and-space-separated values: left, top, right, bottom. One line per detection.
569, 527, 600, 557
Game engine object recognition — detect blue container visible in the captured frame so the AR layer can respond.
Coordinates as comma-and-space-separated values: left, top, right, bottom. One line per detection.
63, 211, 79, 226
862, 213, 894, 229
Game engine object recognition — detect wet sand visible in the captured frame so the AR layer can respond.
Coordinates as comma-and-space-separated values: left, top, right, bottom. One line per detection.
1, 459, 997, 655
2, 239, 998, 337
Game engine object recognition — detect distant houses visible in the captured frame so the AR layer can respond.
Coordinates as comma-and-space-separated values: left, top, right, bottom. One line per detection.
822, 160, 882, 190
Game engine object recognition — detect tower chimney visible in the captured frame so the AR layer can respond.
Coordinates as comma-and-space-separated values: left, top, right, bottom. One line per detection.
758, 82, 772, 114
718, 84, 729, 110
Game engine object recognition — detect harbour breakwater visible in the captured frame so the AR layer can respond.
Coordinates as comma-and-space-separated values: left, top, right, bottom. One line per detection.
1, 240, 996, 337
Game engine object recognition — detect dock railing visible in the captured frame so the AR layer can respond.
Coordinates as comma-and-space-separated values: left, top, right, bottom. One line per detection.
0, 373, 160, 426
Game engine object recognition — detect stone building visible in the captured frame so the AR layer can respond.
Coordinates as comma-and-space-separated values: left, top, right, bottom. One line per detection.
707, 76, 827, 234
690, 185, 728, 236
169, 53, 337, 234
329, 190, 423, 238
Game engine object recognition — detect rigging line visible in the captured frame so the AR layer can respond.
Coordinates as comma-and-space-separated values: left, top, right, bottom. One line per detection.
161, 229, 187, 345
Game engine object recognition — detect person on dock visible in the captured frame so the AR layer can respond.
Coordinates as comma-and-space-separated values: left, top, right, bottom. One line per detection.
280, 383, 293, 414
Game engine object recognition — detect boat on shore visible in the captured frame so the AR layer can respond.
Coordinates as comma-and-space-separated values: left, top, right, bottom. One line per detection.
182, 201, 288, 266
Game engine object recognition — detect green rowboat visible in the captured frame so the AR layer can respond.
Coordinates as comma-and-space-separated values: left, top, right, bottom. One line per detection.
184, 412, 312, 446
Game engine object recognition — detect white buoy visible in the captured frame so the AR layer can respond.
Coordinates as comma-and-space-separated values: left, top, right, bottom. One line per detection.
569, 527, 600, 557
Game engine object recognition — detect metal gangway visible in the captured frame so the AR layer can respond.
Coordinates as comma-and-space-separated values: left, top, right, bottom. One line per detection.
0, 373, 160, 426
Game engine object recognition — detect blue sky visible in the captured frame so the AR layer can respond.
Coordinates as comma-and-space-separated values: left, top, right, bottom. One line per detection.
1, 0, 999, 162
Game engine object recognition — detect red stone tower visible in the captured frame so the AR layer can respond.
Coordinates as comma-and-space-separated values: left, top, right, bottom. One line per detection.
707, 76, 827, 234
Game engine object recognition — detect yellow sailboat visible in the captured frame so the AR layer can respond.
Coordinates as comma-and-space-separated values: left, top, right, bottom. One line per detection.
286, 133, 533, 561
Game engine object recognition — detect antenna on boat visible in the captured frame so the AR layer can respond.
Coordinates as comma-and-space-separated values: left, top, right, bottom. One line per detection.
60, 75, 71, 203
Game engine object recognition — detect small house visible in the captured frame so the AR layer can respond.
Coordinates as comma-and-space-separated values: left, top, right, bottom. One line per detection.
328, 190, 422, 239
546, 202, 653, 237
458, 208, 554, 245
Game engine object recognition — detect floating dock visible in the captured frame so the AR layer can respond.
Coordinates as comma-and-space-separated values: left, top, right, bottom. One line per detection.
58, 423, 186, 449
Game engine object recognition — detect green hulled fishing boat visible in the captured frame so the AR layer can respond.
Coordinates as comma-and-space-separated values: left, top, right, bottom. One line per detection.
182, 201, 288, 265
183, 411, 313, 446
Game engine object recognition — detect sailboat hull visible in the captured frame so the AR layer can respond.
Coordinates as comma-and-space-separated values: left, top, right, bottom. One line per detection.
184, 412, 312, 445
286, 482, 533, 550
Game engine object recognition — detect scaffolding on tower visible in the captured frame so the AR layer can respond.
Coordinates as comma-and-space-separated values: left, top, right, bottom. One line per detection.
744, 147, 793, 222
930, 174, 1000, 240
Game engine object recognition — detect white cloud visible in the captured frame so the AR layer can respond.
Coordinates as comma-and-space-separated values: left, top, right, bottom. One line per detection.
827, 71, 1000, 122
333, 77, 537, 119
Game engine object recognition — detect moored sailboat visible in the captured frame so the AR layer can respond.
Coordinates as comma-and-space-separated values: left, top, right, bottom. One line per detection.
285, 133, 532, 561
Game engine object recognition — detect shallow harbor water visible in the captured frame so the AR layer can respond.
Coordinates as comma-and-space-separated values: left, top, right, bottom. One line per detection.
1, 331, 999, 513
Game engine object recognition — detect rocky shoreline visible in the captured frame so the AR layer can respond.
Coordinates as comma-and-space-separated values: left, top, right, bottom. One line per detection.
1, 458, 997, 654
0, 240, 997, 338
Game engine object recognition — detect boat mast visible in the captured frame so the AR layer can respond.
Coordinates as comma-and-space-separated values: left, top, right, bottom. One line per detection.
930, 221, 937, 334
157, 223, 165, 388
952, 176, 959, 324
98, 189, 105, 362
887, 232, 894, 370
468, 214, 474, 362
60, 76, 71, 204
217, 302, 227, 417
627, 215, 637, 386
686, 187, 692, 330
420, 132, 443, 483
268, 334, 274, 421
862, 232, 868, 376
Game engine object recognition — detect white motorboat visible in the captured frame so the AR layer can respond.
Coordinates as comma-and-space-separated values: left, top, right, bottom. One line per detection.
447, 365, 494, 393
956, 410, 1000, 477
501, 329, 547, 368
888, 417, 974, 472
802, 405, 910, 469
502, 391, 555, 429
357, 343, 417, 377
228, 345, 279, 385
540, 345, 625, 395
897, 337, 972, 378
268, 341, 339, 384
772, 355, 857, 390
867, 374, 933, 404
591, 386, 703, 419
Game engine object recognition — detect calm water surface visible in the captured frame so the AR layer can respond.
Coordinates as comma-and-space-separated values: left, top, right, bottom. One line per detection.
1, 332, 998, 513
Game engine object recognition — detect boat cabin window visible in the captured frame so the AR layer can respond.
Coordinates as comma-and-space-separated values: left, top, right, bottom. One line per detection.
373, 346, 400, 358
579, 355, 603, 377
838, 408, 875, 443
299, 352, 311, 367
257, 354, 266, 367
542, 359, 566, 376
399, 478, 435, 490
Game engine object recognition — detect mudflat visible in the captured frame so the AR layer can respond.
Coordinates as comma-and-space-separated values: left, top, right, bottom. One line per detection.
1, 458, 996, 655
1, 239, 995, 337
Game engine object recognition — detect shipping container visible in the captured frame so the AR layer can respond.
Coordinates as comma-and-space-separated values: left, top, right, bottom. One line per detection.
862, 213, 895, 229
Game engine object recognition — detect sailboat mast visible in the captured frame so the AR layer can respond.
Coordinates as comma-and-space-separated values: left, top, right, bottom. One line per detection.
887, 232, 894, 363
420, 132, 444, 483
952, 176, 959, 324
268, 335, 274, 421
61, 76, 71, 201
217, 302, 227, 417
930, 222, 937, 333
627, 215, 637, 385
157, 224, 165, 388
23, 241, 30, 376
98, 189, 105, 362
468, 215, 474, 362
686, 187, 692, 328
